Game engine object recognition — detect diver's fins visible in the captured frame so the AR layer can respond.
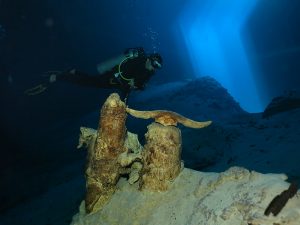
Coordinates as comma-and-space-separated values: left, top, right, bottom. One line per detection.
24, 84, 48, 96
24, 70, 63, 96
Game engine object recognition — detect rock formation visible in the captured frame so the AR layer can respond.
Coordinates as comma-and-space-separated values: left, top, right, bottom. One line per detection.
83, 93, 127, 214
126, 107, 212, 191
77, 93, 212, 213
263, 89, 300, 118
71, 167, 300, 225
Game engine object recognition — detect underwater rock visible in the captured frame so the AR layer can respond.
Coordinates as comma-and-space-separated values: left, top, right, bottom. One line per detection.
126, 107, 211, 191
263, 89, 300, 118
119, 132, 144, 185
84, 93, 127, 214
78, 127, 143, 186
77, 93, 212, 214
140, 122, 183, 191
70, 167, 300, 225
77, 127, 97, 149
130, 76, 246, 121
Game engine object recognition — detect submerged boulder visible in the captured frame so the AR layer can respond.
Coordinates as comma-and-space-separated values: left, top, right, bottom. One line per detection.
71, 167, 300, 225
263, 89, 300, 118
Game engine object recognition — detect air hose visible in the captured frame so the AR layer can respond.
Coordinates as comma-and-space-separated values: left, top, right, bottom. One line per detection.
117, 56, 134, 84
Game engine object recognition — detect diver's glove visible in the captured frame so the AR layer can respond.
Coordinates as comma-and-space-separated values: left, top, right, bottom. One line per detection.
128, 79, 137, 89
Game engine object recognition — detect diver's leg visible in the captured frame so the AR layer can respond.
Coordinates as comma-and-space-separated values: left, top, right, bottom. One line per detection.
55, 69, 116, 89
24, 69, 112, 95
24, 70, 58, 95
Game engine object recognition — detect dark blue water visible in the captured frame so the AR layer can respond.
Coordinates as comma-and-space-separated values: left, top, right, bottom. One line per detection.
0, 1, 300, 224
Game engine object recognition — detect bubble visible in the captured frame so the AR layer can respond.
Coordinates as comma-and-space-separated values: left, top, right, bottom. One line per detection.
143, 27, 160, 52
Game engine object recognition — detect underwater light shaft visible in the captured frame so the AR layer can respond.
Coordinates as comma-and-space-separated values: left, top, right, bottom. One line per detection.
178, 0, 263, 112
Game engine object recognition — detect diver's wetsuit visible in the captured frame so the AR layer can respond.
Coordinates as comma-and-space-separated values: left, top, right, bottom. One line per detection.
57, 55, 155, 98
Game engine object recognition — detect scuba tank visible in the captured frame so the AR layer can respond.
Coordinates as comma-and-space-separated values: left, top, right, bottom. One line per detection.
97, 54, 125, 74
96, 47, 145, 74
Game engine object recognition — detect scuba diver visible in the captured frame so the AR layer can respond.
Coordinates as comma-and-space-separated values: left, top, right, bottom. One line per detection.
25, 47, 163, 100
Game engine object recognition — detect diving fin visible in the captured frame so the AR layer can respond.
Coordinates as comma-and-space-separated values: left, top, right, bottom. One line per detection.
24, 84, 48, 96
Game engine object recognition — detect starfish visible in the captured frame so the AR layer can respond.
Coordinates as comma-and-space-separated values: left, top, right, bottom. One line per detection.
126, 107, 212, 128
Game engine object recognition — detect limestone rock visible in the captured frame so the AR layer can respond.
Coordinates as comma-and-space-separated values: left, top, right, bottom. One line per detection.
71, 167, 300, 225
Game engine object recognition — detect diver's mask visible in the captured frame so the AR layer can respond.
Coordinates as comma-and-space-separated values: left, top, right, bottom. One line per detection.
149, 53, 162, 69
